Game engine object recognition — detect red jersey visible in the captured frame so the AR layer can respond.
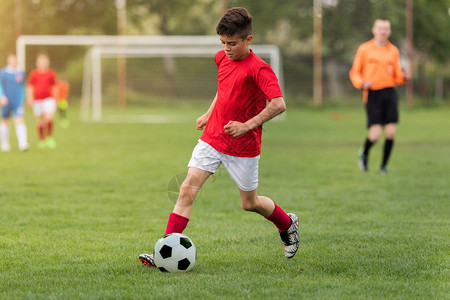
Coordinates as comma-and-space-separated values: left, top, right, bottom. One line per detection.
28, 69, 57, 101
200, 50, 283, 157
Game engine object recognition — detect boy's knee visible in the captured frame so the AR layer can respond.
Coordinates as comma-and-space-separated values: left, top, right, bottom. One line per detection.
241, 195, 259, 212
241, 201, 257, 212
385, 132, 395, 139
384, 125, 396, 139
178, 181, 199, 203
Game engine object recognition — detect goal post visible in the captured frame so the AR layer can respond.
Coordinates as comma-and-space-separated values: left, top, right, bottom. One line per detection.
83, 44, 284, 122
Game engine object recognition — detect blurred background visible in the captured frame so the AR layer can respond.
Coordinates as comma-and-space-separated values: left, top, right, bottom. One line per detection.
0, 0, 449, 111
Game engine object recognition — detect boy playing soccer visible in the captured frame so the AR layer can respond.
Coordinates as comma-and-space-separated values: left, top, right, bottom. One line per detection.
349, 19, 410, 173
139, 7, 300, 267
0, 54, 28, 152
27, 53, 58, 149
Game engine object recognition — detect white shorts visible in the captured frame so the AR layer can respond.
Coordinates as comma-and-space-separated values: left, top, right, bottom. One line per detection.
188, 140, 260, 191
32, 98, 56, 116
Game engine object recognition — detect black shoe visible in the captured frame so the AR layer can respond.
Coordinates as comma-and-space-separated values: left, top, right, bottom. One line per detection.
358, 148, 368, 172
279, 213, 300, 258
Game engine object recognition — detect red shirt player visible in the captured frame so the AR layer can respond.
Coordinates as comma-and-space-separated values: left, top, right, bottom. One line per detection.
139, 7, 300, 267
27, 53, 58, 149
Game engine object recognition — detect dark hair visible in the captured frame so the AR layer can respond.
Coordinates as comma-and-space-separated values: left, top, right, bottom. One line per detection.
216, 7, 252, 39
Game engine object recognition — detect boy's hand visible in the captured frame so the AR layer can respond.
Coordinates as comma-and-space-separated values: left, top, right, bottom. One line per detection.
26, 98, 33, 107
224, 121, 250, 137
196, 114, 209, 130
0, 96, 8, 106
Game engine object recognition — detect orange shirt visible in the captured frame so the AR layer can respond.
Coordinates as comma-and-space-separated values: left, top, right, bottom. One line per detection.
349, 39, 405, 102
57, 80, 70, 100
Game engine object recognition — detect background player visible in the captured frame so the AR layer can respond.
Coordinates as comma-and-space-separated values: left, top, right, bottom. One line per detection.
27, 53, 59, 149
0, 54, 28, 152
349, 19, 410, 174
139, 7, 300, 267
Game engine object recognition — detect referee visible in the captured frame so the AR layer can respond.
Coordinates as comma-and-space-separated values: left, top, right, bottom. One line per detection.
350, 19, 410, 174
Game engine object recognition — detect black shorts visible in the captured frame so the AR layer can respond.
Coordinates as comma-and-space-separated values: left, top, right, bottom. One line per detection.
365, 88, 399, 128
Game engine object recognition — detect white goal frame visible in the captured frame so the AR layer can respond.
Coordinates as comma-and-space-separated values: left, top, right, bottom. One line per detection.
83, 44, 283, 121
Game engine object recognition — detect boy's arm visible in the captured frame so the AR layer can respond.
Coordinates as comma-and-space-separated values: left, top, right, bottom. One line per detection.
224, 97, 286, 137
196, 92, 217, 130
349, 46, 368, 89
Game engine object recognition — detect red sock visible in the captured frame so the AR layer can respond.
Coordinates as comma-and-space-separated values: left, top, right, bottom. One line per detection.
265, 203, 292, 232
165, 213, 189, 234
38, 124, 45, 140
47, 120, 53, 136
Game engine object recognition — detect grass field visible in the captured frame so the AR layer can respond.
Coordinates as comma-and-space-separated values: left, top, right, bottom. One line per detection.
0, 105, 449, 299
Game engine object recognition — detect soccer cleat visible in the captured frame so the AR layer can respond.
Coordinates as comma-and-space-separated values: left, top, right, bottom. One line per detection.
279, 213, 300, 259
358, 148, 368, 172
46, 137, 57, 149
380, 166, 388, 174
139, 253, 156, 267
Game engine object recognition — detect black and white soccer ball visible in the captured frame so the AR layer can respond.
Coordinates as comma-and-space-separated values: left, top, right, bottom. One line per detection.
154, 233, 196, 273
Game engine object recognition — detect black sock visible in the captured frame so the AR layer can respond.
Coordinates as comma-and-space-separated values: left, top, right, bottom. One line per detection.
382, 139, 394, 167
363, 138, 374, 157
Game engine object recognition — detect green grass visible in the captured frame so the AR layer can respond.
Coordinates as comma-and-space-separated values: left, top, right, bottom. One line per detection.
0, 105, 449, 299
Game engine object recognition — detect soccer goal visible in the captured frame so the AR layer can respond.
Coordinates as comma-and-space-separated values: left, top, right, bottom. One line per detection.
82, 44, 284, 122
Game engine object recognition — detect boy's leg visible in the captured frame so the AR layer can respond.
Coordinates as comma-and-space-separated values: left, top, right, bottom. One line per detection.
14, 117, 28, 151
140, 167, 211, 267
36, 116, 46, 148
239, 189, 289, 228
43, 112, 56, 148
239, 189, 299, 258
44, 112, 54, 136
40, 99, 57, 147
33, 102, 46, 149
380, 123, 396, 173
166, 167, 211, 234
359, 124, 382, 171
0, 119, 11, 152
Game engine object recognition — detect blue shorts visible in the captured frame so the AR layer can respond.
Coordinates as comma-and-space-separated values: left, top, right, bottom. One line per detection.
2, 101, 25, 119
